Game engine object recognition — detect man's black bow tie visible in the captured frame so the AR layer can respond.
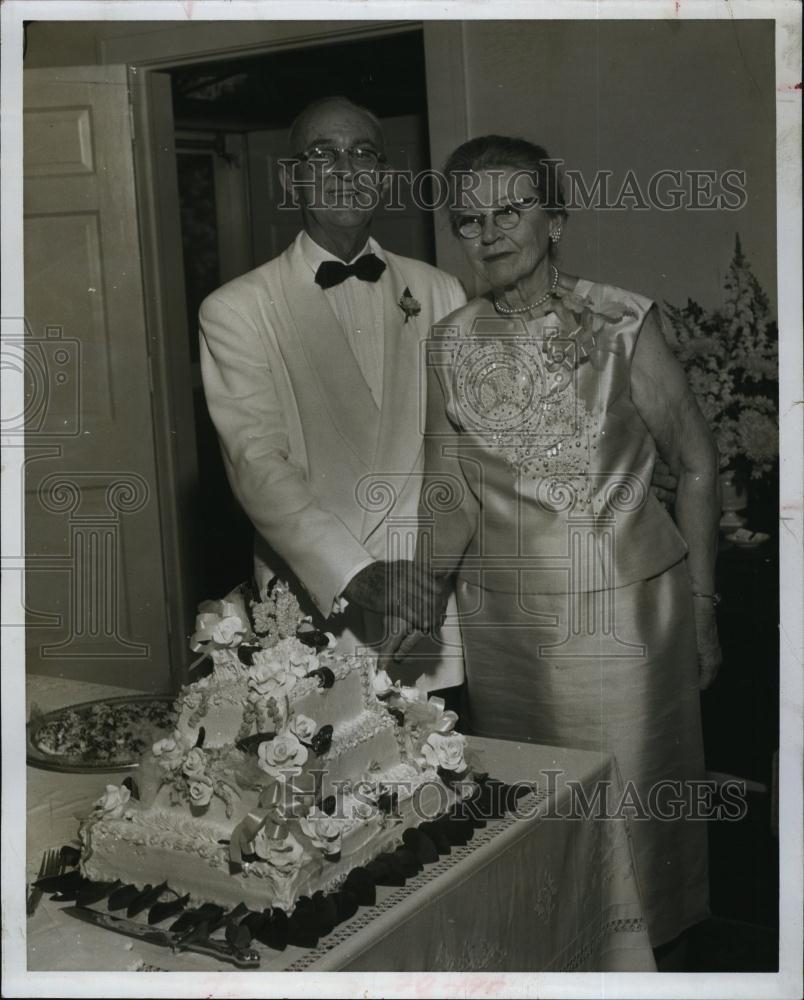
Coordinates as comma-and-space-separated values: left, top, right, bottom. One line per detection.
314, 253, 386, 290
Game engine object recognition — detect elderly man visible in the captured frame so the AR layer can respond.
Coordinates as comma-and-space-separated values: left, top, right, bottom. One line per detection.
199, 96, 466, 689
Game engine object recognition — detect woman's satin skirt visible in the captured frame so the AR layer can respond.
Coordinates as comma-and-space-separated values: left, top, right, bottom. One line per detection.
457, 559, 709, 948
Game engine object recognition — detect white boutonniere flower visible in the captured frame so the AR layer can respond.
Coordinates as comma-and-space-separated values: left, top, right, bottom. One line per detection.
398, 286, 421, 324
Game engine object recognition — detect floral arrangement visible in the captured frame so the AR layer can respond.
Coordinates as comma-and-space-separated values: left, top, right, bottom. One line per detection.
663, 236, 778, 480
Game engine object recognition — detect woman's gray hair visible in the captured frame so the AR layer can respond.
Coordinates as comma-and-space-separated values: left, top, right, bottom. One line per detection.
443, 134, 568, 234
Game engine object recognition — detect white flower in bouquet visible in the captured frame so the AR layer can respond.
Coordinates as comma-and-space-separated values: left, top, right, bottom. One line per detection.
736, 408, 778, 471
257, 732, 309, 778
665, 236, 778, 480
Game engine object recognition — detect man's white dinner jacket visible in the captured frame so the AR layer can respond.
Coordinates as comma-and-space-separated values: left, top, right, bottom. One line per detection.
199, 232, 467, 627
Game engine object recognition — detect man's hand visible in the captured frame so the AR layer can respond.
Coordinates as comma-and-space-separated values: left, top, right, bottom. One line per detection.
377, 618, 426, 666
652, 458, 678, 508
343, 560, 450, 633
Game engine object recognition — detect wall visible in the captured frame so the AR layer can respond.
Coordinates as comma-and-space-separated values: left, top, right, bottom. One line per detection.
427, 19, 777, 316
25, 18, 778, 315
23, 19, 400, 68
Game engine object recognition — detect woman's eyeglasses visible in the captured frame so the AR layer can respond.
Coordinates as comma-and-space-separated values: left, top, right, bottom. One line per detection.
294, 144, 386, 172
455, 197, 540, 239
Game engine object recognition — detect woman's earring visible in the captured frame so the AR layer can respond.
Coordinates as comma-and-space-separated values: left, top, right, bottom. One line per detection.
550, 227, 562, 245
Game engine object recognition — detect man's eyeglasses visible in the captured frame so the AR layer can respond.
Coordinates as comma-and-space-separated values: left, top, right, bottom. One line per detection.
455, 197, 540, 239
293, 144, 386, 172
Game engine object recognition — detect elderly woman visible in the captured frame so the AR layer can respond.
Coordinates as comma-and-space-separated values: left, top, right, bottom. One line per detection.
391, 135, 722, 953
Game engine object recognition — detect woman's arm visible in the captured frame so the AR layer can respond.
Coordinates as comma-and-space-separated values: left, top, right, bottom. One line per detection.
380, 346, 479, 661
630, 306, 723, 688
417, 359, 479, 575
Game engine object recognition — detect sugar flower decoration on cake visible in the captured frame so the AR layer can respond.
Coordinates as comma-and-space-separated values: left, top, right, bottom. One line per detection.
338, 786, 378, 822
252, 828, 305, 875
297, 619, 338, 650
273, 636, 321, 675
181, 747, 207, 780
420, 731, 468, 775
176, 679, 211, 736
251, 583, 303, 645
398, 286, 421, 324
249, 643, 312, 700
257, 731, 309, 778
151, 733, 186, 770
181, 684, 209, 715
289, 713, 318, 744
94, 783, 132, 820
300, 807, 343, 857
372, 666, 396, 699
385, 683, 458, 733
190, 599, 248, 651
187, 776, 215, 808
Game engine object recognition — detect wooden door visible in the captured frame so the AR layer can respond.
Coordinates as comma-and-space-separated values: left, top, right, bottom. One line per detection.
246, 114, 436, 266
23, 66, 171, 692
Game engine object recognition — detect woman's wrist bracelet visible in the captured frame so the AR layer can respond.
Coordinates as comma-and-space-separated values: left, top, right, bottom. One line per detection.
692, 591, 721, 607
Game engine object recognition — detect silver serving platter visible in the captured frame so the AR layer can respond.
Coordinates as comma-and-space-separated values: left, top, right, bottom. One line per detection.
26, 694, 176, 773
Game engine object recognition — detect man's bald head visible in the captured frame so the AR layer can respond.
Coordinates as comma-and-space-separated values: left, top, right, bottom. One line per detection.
288, 96, 384, 156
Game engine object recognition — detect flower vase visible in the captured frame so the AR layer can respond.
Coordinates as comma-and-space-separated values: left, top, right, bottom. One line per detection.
719, 468, 747, 530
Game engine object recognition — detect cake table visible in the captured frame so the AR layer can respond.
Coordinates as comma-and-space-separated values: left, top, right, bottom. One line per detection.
25, 675, 657, 972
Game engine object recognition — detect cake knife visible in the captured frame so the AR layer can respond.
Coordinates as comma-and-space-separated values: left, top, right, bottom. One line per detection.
63, 905, 261, 968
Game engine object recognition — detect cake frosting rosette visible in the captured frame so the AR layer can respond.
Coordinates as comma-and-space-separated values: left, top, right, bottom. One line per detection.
257, 732, 309, 779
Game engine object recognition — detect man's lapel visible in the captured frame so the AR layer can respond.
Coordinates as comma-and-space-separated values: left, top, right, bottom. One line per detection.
278, 239, 379, 467
361, 254, 425, 542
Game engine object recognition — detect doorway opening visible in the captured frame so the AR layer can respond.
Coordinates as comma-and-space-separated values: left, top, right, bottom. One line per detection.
167, 28, 433, 607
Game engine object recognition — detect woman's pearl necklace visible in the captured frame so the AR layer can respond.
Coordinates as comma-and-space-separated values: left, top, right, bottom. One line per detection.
494, 265, 559, 315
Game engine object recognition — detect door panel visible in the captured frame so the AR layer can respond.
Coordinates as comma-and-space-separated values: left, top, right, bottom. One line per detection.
23, 66, 171, 692
246, 124, 298, 266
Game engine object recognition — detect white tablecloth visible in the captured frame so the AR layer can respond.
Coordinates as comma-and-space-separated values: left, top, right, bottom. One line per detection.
25, 675, 657, 973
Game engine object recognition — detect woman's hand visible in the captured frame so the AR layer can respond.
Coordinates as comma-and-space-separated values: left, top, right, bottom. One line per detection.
651, 458, 678, 508
693, 596, 722, 690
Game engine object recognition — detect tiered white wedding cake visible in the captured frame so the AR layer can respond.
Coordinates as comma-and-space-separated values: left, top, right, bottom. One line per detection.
79, 581, 471, 916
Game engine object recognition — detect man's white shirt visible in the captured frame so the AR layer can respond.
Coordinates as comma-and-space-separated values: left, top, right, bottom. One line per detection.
299, 232, 390, 608
299, 231, 387, 408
